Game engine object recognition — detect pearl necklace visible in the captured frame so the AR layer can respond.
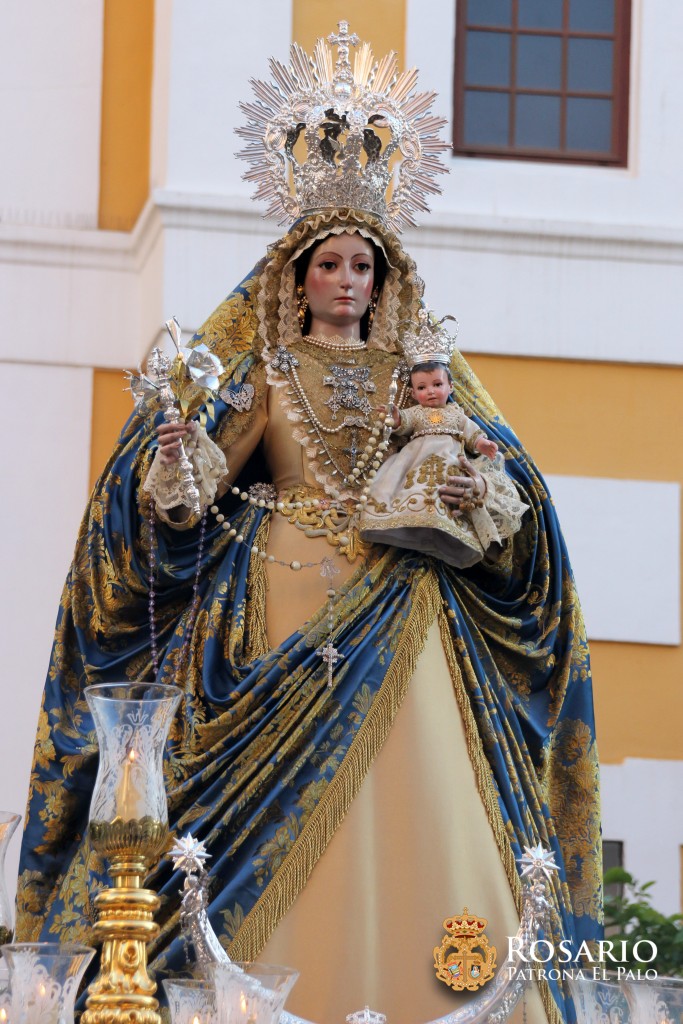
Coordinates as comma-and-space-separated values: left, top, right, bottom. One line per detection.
286, 362, 401, 486
207, 380, 395, 557
302, 334, 366, 352
147, 397, 398, 687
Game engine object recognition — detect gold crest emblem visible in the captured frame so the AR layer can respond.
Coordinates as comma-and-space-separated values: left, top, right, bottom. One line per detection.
433, 907, 497, 992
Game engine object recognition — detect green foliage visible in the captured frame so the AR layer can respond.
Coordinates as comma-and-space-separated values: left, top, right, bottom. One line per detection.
603, 868, 683, 977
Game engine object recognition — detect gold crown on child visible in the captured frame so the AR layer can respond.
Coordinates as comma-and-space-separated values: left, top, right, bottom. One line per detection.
236, 21, 450, 231
401, 308, 459, 368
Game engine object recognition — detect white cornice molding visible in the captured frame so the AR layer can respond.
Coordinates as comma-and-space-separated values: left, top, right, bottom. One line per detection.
0, 200, 165, 368
2, 189, 682, 278
2, 191, 682, 369
0, 198, 162, 272
408, 211, 683, 265
153, 189, 272, 238
153, 189, 683, 266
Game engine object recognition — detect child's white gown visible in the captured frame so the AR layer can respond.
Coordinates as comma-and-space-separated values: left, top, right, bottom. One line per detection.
359, 403, 529, 567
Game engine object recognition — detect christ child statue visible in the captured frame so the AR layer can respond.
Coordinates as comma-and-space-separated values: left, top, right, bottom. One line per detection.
359, 314, 528, 568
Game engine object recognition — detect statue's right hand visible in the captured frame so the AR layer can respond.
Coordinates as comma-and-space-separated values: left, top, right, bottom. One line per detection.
156, 421, 197, 465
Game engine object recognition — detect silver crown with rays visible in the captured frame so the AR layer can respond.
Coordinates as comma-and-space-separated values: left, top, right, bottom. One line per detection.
236, 21, 450, 231
401, 307, 459, 368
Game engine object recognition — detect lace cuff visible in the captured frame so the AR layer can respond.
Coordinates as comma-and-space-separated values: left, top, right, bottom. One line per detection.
143, 425, 228, 518
395, 409, 413, 437
465, 428, 486, 454
469, 453, 530, 550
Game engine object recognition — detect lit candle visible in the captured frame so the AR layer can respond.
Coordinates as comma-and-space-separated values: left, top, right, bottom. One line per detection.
115, 748, 146, 820
239, 991, 257, 1023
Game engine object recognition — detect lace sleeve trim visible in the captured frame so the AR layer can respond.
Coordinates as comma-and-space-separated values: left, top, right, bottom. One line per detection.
142, 425, 228, 513
469, 453, 530, 550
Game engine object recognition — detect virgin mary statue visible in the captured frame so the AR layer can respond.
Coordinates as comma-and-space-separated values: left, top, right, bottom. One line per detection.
16, 23, 601, 1024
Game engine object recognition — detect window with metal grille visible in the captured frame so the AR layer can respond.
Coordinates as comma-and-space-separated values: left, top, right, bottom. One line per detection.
603, 839, 625, 899
453, 0, 631, 164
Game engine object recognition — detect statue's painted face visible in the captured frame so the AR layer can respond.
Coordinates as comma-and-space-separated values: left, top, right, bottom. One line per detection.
303, 233, 375, 337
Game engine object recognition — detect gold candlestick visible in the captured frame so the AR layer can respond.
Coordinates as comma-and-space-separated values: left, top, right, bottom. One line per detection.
81, 818, 169, 1024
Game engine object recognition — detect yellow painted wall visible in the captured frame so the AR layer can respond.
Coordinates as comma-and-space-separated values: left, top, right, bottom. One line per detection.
465, 353, 683, 766
292, 0, 405, 66
90, 368, 136, 486
98, 0, 154, 231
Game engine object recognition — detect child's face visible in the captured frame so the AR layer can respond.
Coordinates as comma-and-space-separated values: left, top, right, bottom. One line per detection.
410, 367, 451, 408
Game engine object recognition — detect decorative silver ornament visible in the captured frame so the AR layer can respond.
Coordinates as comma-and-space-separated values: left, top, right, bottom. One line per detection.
220, 381, 255, 412
181, 343, 223, 392
346, 1008, 386, 1024
170, 834, 211, 876
519, 844, 561, 883
271, 345, 301, 375
320, 640, 343, 689
248, 482, 278, 503
124, 368, 159, 413
319, 556, 340, 580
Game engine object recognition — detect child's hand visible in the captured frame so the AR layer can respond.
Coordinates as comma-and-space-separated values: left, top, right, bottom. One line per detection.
476, 437, 498, 459
378, 404, 400, 430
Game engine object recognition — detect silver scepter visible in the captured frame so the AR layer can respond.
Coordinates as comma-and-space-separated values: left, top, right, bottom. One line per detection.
147, 323, 201, 516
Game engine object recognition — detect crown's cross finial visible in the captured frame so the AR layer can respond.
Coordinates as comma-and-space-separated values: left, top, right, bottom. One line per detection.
329, 21, 359, 90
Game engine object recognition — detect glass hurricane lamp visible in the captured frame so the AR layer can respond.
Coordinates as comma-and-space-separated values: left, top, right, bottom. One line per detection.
0, 812, 21, 947
81, 683, 182, 1024
211, 962, 299, 1024
1, 942, 95, 1024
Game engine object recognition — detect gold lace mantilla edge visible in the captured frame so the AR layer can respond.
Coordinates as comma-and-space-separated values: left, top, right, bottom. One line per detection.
254, 208, 424, 367
227, 567, 442, 962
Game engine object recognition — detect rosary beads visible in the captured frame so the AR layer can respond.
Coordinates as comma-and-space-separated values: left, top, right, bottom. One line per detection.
209, 488, 343, 687
209, 490, 350, 569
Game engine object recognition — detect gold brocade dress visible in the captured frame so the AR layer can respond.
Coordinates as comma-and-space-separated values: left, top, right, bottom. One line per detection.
221, 384, 546, 1024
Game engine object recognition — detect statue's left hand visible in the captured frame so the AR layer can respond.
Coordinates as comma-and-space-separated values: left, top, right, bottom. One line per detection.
156, 420, 197, 465
439, 455, 486, 509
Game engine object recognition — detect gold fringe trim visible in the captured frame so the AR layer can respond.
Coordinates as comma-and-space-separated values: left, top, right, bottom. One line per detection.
437, 608, 521, 902
437, 607, 564, 1024
228, 567, 442, 961
245, 517, 271, 661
